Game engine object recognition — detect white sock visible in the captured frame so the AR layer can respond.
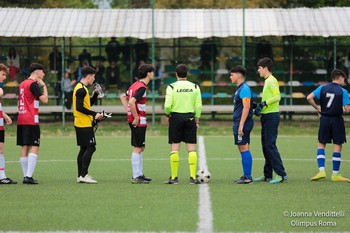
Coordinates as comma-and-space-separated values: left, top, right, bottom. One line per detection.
140, 152, 143, 175
20, 157, 28, 177
26, 153, 37, 178
131, 152, 141, 178
0, 154, 6, 179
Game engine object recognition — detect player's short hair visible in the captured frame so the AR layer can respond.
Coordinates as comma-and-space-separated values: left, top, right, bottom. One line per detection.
29, 63, 45, 74
0, 63, 9, 73
81, 66, 96, 78
331, 69, 346, 81
138, 64, 155, 79
176, 64, 188, 78
230, 65, 246, 77
257, 57, 273, 71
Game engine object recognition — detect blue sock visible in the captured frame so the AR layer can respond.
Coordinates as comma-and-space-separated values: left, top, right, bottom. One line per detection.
317, 149, 325, 169
241, 151, 252, 179
332, 152, 341, 173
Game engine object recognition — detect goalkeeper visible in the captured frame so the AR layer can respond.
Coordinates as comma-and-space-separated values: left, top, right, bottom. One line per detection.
253, 57, 287, 184
164, 64, 202, 185
73, 66, 104, 184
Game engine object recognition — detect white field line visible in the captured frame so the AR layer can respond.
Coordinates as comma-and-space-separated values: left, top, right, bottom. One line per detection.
196, 136, 214, 233
5, 157, 350, 163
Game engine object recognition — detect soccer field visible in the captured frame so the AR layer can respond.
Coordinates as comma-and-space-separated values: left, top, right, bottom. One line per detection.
1, 135, 349, 232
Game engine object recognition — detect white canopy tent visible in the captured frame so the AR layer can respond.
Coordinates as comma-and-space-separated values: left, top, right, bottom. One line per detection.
0, 7, 349, 38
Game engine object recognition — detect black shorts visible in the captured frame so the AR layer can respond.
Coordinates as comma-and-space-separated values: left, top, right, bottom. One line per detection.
168, 113, 197, 144
75, 127, 96, 146
0, 130, 4, 143
318, 115, 346, 144
17, 125, 40, 146
129, 123, 146, 148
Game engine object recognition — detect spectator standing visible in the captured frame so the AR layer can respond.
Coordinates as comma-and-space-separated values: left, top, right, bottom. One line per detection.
105, 60, 121, 93
164, 64, 202, 185
230, 66, 254, 184
49, 46, 62, 79
134, 39, 149, 66
6, 47, 20, 81
121, 37, 133, 71
149, 60, 162, 93
307, 69, 350, 182
253, 57, 287, 184
17, 63, 48, 185
120, 64, 155, 184
200, 38, 218, 70
94, 58, 105, 85
63, 69, 76, 110
78, 49, 92, 66
105, 37, 121, 64
0, 63, 17, 184
344, 51, 350, 79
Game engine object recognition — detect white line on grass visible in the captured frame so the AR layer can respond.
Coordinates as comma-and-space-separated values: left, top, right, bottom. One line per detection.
5, 157, 350, 163
196, 136, 214, 233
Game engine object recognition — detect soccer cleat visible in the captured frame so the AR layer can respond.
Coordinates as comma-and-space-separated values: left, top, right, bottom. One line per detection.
140, 175, 152, 182
131, 176, 150, 184
164, 177, 179, 184
79, 174, 98, 184
269, 175, 286, 184
235, 176, 253, 184
189, 177, 200, 184
253, 176, 272, 182
331, 174, 349, 182
310, 171, 326, 181
23, 176, 39, 185
0, 177, 18, 184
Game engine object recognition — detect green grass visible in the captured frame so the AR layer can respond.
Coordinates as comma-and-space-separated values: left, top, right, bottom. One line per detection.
1, 133, 350, 232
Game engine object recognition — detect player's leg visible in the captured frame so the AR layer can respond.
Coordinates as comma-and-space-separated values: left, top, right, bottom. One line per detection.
234, 120, 253, 184
77, 127, 97, 184
184, 115, 198, 184
255, 115, 272, 182
330, 117, 348, 182
0, 137, 17, 184
130, 124, 149, 184
165, 114, 182, 184
263, 113, 287, 184
22, 125, 40, 184
310, 143, 327, 181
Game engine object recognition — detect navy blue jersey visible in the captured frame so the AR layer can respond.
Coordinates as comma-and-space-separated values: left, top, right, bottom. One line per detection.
313, 83, 350, 116
233, 82, 253, 122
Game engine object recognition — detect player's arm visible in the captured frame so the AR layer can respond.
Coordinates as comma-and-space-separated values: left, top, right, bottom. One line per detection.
2, 112, 12, 125
265, 79, 281, 105
194, 85, 202, 120
306, 86, 322, 113
342, 89, 350, 113
90, 91, 98, 106
120, 92, 129, 112
31, 82, 48, 104
306, 92, 321, 113
239, 97, 251, 136
164, 85, 173, 116
0, 88, 3, 98
75, 88, 97, 117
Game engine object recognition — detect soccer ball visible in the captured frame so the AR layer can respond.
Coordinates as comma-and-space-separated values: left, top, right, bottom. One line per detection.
196, 169, 211, 183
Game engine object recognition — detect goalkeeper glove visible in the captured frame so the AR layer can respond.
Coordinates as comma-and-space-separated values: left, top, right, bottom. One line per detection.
254, 101, 266, 117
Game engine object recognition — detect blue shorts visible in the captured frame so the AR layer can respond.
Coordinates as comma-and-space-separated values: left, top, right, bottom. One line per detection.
318, 115, 346, 145
233, 118, 254, 145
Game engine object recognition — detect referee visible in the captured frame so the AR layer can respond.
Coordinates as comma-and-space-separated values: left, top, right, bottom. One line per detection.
164, 64, 202, 184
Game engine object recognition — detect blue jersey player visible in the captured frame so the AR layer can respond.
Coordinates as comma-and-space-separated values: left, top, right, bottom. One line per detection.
306, 69, 350, 182
230, 66, 254, 184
